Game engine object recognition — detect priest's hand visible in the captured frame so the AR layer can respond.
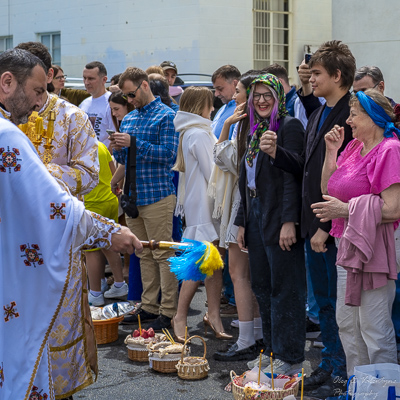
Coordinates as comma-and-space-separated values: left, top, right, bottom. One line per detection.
110, 226, 143, 254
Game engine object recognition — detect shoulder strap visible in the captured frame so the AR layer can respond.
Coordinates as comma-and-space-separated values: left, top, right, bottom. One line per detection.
124, 136, 137, 201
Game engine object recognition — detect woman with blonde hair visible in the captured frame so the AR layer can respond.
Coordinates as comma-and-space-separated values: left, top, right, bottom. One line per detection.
172, 86, 232, 341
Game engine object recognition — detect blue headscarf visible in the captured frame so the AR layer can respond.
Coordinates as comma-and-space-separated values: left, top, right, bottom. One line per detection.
355, 91, 400, 138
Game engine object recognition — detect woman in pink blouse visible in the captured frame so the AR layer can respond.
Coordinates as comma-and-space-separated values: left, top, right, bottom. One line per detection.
312, 89, 400, 376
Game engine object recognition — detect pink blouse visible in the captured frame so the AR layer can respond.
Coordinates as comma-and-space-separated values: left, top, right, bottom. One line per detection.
327, 136, 400, 238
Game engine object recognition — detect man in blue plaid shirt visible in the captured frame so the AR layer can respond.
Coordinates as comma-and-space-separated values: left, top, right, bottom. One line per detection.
111, 67, 179, 330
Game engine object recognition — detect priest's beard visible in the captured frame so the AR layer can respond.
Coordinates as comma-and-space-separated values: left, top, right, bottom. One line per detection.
6, 85, 36, 125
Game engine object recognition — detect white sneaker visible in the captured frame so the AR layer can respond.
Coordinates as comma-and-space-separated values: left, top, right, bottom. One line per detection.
89, 292, 105, 307
101, 280, 109, 293
247, 353, 270, 369
262, 359, 302, 376
230, 319, 239, 328
104, 282, 129, 299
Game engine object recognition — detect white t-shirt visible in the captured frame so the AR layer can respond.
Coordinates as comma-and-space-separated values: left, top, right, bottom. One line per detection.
79, 91, 114, 146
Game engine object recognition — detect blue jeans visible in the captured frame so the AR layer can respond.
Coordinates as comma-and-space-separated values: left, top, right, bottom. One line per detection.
305, 244, 320, 323
246, 197, 306, 364
305, 239, 347, 378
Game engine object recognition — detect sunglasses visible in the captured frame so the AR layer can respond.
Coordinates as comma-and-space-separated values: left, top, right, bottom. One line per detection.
122, 81, 143, 100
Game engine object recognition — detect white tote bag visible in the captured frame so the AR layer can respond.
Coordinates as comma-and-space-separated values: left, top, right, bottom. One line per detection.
349, 363, 400, 400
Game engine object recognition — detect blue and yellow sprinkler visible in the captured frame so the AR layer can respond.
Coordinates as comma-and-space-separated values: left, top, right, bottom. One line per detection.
141, 239, 223, 281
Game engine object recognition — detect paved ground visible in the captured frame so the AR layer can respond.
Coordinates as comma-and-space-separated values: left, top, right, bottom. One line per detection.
78, 286, 322, 400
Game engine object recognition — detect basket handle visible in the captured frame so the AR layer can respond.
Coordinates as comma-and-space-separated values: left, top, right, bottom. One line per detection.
180, 335, 207, 363
230, 370, 237, 383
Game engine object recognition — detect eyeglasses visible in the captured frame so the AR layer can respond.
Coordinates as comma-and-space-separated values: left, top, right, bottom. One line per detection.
122, 81, 143, 100
253, 92, 274, 102
351, 82, 379, 95
54, 75, 67, 81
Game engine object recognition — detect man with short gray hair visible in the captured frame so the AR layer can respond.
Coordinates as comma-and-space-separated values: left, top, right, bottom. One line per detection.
353, 65, 397, 107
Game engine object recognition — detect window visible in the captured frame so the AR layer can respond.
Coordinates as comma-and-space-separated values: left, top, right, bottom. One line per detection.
0, 36, 13, 54
253, 0, 290, 71
39, 32, 61, 65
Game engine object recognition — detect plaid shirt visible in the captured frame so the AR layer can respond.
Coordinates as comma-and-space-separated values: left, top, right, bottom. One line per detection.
114, 97, 178, 206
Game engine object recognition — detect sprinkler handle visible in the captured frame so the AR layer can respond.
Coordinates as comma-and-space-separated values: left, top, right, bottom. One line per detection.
141, 240, 191, 251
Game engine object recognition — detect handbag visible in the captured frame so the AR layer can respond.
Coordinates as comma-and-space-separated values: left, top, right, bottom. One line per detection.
120, 135, 139, 219
347, 363, 400, 400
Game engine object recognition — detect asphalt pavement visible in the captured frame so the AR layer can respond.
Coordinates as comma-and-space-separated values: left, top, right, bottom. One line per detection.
78, 286, 322, 400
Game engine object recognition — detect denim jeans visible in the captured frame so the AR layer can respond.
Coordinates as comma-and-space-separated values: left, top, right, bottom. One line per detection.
305, 244, 320, 323
304, 238, 347, 378
246, 197, 306, 364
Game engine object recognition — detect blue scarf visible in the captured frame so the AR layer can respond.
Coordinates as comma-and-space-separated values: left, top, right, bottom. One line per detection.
356, 91, 400, 138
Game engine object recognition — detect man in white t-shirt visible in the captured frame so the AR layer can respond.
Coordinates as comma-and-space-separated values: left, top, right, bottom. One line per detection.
79, 61, 114, 147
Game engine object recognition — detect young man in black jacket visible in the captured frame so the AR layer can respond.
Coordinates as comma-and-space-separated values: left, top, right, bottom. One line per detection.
260, 40, 356, 399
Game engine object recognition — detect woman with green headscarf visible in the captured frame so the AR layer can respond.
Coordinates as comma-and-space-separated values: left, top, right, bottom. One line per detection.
234, 74, 307, 375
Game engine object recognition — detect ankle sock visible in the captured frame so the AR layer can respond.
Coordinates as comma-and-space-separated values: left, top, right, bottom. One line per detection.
253, 317, 263, 341
114, 281, 125, 288
236, 320, 255, 350
90, 290, 102, 297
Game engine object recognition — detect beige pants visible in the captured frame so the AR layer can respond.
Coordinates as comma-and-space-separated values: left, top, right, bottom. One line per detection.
126, 195, 178, 318
336, 265, 397, 377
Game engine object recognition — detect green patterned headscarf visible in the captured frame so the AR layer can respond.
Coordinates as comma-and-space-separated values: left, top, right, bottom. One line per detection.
247, 73, 289, 120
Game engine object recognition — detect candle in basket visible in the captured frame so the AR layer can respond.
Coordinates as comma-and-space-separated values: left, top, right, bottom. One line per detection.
138, 314, 141, 336
270, 352, 274, 389
257, 349, 263, 386
301, 367, 305, 400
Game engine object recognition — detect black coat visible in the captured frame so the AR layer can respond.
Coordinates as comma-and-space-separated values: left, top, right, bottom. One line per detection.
235, 116, 304, 246
272, 92, 353, 239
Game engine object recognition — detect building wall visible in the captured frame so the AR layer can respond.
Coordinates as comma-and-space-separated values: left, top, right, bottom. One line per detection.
290, 0, 332, 85
0, 0, 252, 79
333, 0, 400, 100
0, 0, 340, 90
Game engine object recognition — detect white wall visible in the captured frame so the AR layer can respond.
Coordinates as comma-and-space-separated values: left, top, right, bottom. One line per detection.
0, 0, 252, 79
290, 0, 332, 86
332, 0, 400, 100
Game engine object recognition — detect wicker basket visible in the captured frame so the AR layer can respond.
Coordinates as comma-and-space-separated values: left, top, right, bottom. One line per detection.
149, 354, 182, 373
93, 316, 124, 345
148, 341, 188, 373
231, 371, 245, 400
127, 347, 149, 362
176, 335, 209, 380
230, 370, 300, 400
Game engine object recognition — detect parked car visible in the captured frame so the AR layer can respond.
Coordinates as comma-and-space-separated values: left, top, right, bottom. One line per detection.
175, 73, 223, 114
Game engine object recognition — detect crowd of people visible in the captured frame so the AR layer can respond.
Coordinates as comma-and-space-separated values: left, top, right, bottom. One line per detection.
1, 38, 400, 400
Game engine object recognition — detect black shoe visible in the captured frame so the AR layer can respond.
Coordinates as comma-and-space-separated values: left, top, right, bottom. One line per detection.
121, 308, 158, 325
303, 366, 332, 389
306, 376, 348, 399
213, 342, 258, 361
145, 314, 171, 331
306, 316, 321, 333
